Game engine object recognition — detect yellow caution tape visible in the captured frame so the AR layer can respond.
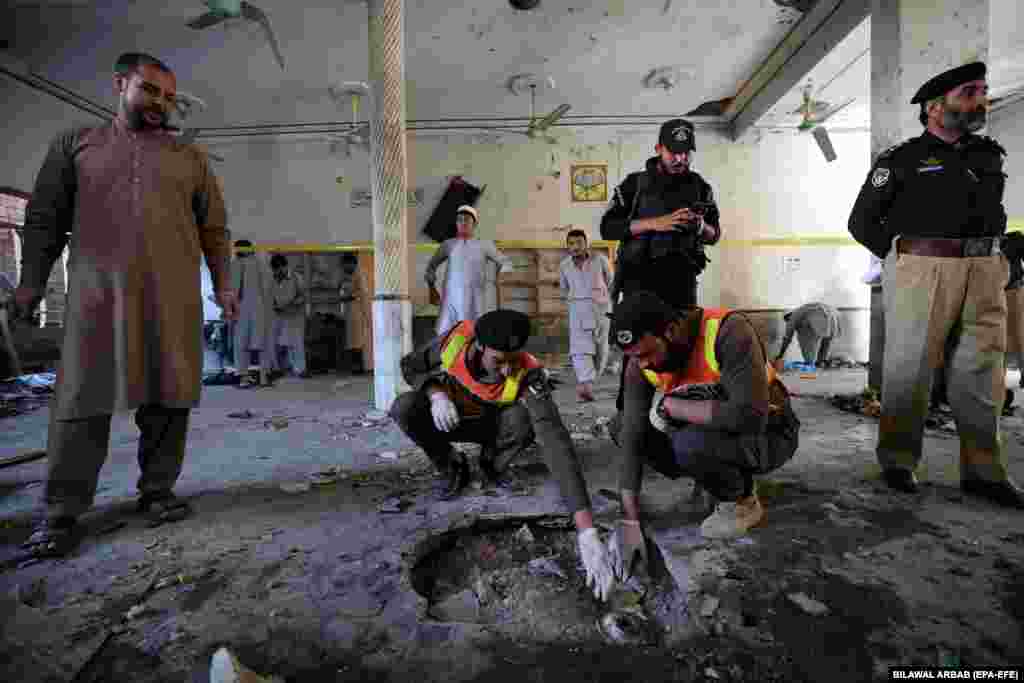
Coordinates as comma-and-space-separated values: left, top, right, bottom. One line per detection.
234, 222, 1024, 253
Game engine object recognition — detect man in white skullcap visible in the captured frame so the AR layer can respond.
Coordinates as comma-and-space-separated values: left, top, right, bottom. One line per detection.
425, 205, 512, 335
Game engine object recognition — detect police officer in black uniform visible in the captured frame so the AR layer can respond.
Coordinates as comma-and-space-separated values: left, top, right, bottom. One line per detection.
600, 118, 723, 421
848, 62, 1024, 508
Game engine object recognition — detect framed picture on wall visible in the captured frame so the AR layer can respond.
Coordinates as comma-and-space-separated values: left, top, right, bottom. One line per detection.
570, 163, 608, 203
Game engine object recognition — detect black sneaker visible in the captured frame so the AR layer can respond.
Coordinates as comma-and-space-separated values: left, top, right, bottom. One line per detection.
882, 468, 919, 493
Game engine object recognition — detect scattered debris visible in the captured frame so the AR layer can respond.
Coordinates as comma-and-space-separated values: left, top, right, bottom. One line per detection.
265, 416, 289, 430
153, 567, 216, 591
513, 524, 536, 545
787, 592, 830, 616
700, 595, 720, 618
15, 577, 47, 608
378, 451, 399, 460
227, 410, 257, 419
96, 521, 126, 537
125, 604, 149, 620
476, 542, 498, 563
364, 409, 389, 421
829, 389, 881, 417
430, 588, 480, 622
598, 609, 654, 646
310, 466, 342, 486
527, 556, 567, 580
379, 496, 412, 514
704, 666, 722, 680
280, 481, 311, 494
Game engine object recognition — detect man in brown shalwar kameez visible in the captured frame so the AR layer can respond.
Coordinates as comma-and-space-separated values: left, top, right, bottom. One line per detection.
13, 52, 235, 558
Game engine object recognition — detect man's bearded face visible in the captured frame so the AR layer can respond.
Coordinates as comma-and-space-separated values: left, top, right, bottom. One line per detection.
117, 64, 176, 131
939, 80, 989, 133
656, 145, 691, 175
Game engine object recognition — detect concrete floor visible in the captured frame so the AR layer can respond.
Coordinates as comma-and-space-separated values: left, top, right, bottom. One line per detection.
1, 365, 1023, 682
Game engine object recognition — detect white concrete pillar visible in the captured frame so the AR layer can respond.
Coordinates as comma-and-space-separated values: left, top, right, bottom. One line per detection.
367, 0, 412, 411
867, 0, 991, 390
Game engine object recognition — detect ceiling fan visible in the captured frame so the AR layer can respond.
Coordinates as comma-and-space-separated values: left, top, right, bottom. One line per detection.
326, 82, 370, 158
164, 91, 225, 162
790, 81, 855, 162
505, 73, 571, 144
186, 0, 286, 72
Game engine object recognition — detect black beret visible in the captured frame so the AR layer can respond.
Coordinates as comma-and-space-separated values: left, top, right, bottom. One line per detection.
609, 291, 682, 350
658, 118, 696, 153
911, 62, 986, 104
475, 309, 532, 352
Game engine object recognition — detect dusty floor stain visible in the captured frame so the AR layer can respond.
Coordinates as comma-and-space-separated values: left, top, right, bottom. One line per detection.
2, 368, 1023, 681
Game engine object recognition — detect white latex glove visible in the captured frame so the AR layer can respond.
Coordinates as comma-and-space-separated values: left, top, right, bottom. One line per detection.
430, 392, 460, 433
649, 390, 670, 433
607, 521, 649, 580
578, 527, 614, 602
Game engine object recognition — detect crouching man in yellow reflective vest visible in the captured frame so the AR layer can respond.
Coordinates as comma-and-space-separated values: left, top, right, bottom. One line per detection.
605, 291, 801, 577
389, 309, 616, 601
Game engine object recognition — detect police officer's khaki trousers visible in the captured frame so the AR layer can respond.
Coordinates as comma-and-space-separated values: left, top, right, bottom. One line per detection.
879, 248, 1010, 482
1006, 287, 1024, 374
44, 405, 191, 519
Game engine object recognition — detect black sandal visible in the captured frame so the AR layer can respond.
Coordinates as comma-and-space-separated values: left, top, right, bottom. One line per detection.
137, 493, 193, 527
19, 517, 81, 559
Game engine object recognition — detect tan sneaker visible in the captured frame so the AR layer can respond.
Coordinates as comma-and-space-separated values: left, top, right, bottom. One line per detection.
700, 494, 764, 539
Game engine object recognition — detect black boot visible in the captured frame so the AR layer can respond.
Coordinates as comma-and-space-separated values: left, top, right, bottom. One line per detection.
961, 478, 1024, 509
883, 468, 919, 493
437, 455, 470, 501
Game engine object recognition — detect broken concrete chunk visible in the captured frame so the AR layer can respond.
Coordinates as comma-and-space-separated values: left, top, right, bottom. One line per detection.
266, 416, 289, 430
125, 604, 148, 620
527, 557, 567, 580
700, 595, 720, 618
787, 592, 830, 616
379, 497, 411, 514
513, 524, 536, 545
598, 609, 653, 645
430, 589, 480, 623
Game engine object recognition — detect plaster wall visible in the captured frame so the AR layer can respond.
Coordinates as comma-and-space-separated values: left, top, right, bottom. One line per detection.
990, 98, 1024, 221
3, 73, 877, 360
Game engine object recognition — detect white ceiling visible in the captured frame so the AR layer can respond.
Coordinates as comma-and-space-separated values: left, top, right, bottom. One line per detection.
1, 0, 818, 128
2, 1, 1021, 137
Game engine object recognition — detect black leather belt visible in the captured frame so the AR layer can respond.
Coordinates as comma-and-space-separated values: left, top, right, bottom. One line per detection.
897, 236, 1000, 258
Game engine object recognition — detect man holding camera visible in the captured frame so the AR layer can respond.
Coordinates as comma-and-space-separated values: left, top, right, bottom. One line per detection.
600, 118, 723, 432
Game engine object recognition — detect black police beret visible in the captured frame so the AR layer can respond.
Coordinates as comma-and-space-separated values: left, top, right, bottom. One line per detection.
911, 62, 986, 104
475, 309, 532, 352
658, 118, 696, 153
609, 291, 682, 350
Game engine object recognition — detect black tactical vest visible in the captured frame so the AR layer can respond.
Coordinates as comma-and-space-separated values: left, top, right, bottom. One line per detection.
619, 170, 711, 272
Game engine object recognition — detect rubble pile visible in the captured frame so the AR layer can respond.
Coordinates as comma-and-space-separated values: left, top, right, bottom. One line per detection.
829, 388, 881, 418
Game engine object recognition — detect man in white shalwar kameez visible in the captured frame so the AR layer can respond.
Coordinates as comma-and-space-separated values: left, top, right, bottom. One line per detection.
229, 240, 275, 387
425, 205, 511, 335
270, 254, 308, 377
559, 229, 613, 402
